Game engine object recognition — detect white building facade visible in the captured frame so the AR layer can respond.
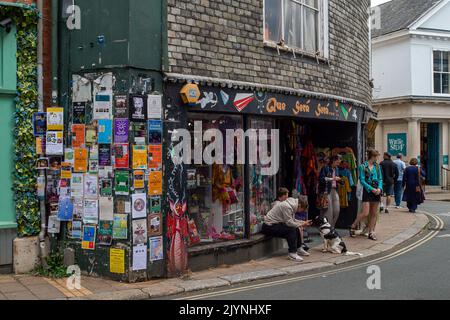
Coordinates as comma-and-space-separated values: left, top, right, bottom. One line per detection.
372, 0, 450, 186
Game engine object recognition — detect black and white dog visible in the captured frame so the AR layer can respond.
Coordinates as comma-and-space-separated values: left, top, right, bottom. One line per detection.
315, 217, 362, 256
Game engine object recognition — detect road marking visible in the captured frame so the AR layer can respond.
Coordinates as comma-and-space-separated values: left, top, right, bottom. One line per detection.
437, 234, 450, 238
436, 213, 450, 217
177, 213, 444, 300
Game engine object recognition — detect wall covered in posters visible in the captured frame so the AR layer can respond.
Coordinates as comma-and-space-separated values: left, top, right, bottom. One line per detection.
35, 70, 165, 281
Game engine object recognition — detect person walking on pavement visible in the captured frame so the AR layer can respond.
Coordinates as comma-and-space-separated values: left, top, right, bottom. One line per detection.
380, 152, 399, 214
403, 158, 426, 213
262, 196, 313, 262
393, 154, 407, 208
350, 149, 383, 241
319, 155, 343, 229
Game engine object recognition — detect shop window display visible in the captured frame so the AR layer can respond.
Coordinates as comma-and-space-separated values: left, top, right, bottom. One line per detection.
186, 114, 245, 245
249, 118, 277, 235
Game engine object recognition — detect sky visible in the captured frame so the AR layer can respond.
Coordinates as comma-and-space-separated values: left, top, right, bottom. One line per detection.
371, 0, 391, 7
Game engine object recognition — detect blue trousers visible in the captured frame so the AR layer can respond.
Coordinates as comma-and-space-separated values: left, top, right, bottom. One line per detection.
394, 180, 403, 207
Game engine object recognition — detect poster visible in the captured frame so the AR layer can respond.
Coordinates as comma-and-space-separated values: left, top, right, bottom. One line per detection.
89, 159, 99, 173
132, 145, 147, 170
73, 197, 84, 220
33, 112, 47, 136
98, 166, 113, 179
47, 215, 61, 234
37, 157, 49, 170
133, 170, 145, 190
36, 136, 45, 155
84, 174, 98, 199
148, 120, 162, 144
64, 148, 74, 165
133, 123, 146, 145
114, 95, 128, 118
147, 95, 162, 119
113, 214, 128, 239
149, 236, 164, 262
115, 199, 126, 214
148, 145, 162, 169
132, 219, 148, 245
71, 173, 84, 197
57, 197, 73, 221
99, 197, 114, 221
132, 193, 147, 219
148, 212, 162, 236
72, 102, 86, 124
113, 143, 129, 169
98, 220, 113, 246
93, 92, 113, 120
130, 95, 147, 122
58, 179, 71, 198
49, 156, 62, 170
99, 144, 112, 166
46, 131, 64, 155
47, 107, 64, 131
150, 196, 161, 213
70, 220, 82, 239
83, 199, 99, 225
100, 178, 113, 197
86, 124, 97, 145
132, 245, 147, 271
73, 148, 88, 173
187, 169, 197, 189
114, 118, 129, 143
81, 225, 97, 250
110, 248, 125, 274
72, 124, 85, 148
114, 170, 129, 195
90, 145, 99, 160
148, 171, 163, 196
98, 119, 113, 144
60, 162, 72, 179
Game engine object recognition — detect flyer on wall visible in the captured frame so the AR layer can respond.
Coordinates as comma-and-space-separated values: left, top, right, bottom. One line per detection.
47, 107, 64, 131
46, 131, 64, 155
113, 143, 129, 169
83, 199, 99, 225
73, 102, 86, 124
132, 219, 148, 245
113, 214, 128, 239
132, 193, 147, 219
114, 118, 129, 143
71, 173, 84, 197
33, 112, 47, 136
93, 91, 113, 120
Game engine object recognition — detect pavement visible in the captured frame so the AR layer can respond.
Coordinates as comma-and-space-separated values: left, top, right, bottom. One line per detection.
0, 208, 429, 300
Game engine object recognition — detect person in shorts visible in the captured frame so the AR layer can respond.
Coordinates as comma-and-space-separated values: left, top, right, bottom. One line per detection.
380, 152, 399, 214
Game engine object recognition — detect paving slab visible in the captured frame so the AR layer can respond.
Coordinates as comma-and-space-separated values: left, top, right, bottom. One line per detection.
3, 291, 38, 300
170, 278, 230, 293
142, 284, 185, 299
27, 284, 67, 300
279, 262, 334, 275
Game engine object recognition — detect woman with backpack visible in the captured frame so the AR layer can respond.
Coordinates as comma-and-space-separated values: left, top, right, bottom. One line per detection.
350, 149, 383, 241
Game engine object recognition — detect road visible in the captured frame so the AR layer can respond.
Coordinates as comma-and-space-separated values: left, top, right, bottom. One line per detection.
176, 201, 450, 300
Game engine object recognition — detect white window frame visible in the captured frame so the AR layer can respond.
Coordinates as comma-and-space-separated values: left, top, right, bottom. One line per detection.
432, 49, 450, 96
263, 0, 329, 59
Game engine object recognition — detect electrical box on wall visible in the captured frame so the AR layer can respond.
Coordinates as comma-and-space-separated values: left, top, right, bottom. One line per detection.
66, 0, 162, 72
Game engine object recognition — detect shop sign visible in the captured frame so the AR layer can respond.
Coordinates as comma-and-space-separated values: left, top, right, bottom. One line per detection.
170, 84, 363, 123
387, 133, 407, 156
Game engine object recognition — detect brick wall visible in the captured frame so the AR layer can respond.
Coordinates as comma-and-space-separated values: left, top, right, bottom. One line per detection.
166, 0, 372, 106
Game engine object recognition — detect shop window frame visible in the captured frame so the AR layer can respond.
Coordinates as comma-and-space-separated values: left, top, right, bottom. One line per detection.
263, 0, 329, 59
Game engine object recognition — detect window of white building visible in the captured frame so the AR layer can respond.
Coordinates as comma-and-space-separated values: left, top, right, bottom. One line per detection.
434, 51, 450, 94
264, 0, 328, 56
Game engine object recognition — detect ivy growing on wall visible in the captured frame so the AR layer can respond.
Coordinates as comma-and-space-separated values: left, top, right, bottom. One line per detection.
0, 5, 40, 236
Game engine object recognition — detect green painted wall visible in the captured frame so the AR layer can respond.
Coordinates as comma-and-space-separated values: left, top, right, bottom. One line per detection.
0, 25, 17, 229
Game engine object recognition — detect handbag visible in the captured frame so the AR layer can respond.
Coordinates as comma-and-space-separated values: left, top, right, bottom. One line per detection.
416, 168, 425, 203
316, 192, 329, 210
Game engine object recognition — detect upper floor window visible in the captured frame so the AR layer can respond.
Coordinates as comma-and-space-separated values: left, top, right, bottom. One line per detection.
434, 51, 450, 94
264, 0, 326, 56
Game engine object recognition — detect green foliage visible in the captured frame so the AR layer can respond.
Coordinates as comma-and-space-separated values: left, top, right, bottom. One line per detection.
32, 252, 69, 279
0, 7, 40, 236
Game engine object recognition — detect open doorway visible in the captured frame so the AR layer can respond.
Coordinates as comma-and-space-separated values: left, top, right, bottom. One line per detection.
421, 123, 440, 186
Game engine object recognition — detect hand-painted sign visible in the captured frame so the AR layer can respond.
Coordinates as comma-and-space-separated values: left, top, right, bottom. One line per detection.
168, 84, 363, 123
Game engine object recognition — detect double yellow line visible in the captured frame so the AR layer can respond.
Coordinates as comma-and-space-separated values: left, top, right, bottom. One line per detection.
177, 213, 444, 300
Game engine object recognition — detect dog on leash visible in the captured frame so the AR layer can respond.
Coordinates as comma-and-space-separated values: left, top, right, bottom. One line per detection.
315, 217, 363, 256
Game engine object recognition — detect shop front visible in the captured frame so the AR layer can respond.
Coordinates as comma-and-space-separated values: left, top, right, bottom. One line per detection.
164, 77, 370, 272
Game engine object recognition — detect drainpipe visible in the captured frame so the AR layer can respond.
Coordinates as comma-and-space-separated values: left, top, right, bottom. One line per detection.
51, 0, 59, 106
37, 0, 47, 267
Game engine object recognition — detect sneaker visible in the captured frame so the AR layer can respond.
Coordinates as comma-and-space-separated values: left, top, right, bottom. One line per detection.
385, 209, 389, 214
395, 206, 400, 209
302, 243, 310, 251
288, 253, 304, 262
297, 248, 310, 257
